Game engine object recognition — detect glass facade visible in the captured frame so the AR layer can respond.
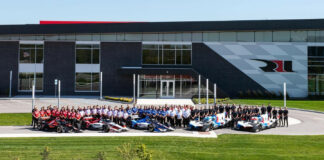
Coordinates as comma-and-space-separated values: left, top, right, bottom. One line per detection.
75, 44, 100, 92
75, 73, 99, 91
139, 75, 198, 98
142, 44, 191, 65
18, 44, 44, 91
308, 47, 324, 95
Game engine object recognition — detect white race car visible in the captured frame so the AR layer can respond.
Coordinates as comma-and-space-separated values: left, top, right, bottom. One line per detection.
235, 114, 277, 132
89, 119, 129, 132
188, 112, 232, 131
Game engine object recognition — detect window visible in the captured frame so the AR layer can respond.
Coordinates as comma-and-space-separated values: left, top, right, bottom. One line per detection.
19, 72, 43, 91
273, 31, 290, 42
76, 44, 100, 64
19, 44, 43, 63
75, 73, 99, 92
142, 43, 192, 65
75, 43, 100, 92
308, 46, 324, 95
237, 32, 254, 42
18, 43, 44, 91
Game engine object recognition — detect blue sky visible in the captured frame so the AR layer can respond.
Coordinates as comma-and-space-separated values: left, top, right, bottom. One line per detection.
1, 0, 323, 24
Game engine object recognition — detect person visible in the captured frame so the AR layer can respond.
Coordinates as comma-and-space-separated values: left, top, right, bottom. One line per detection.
283, 107, 289, 127
176, 106, 183, 128
261, 105, 266, 115
267, 103, 272, 119
219, 104, 224, 113
160, 107, 167, 124
278, 107, 283, 127
32, 107, 40, 129
117, 108, 123, 125
183, 106, 191, 128
169, 107, 176, 127
225, 104, 230, 118
231, 108, 238, 128
272, 107, 278, 120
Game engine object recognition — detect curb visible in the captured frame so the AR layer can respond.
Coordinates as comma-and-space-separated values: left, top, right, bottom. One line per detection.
288, 107, 324, 114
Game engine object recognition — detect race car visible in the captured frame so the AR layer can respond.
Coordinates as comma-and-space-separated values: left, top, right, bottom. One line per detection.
147, 119, 175, 132
81, 116, 100, 129
37, 117, 81, 133
131, 116, 150, 129
234, 114, 277, 132
131, 116, 174, 132
188, 113, 231, 132
83, 117, 128, 132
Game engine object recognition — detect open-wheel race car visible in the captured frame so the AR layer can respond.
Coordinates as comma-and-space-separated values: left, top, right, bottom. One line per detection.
234, 114, 278, 132
188, 113, 231, 132
81, 117, 128, 132
37, 117, 81, 133
131, 116, 174, 132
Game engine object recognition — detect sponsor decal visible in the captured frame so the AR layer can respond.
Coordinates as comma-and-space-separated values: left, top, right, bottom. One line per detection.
252, 59, 293, 72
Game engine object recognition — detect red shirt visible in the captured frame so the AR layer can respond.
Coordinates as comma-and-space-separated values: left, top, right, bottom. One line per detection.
61, 110, 68, 118
46, 109, 51, 117
55, 110, 60, 117
51, 109, 57, 117
40, 110, 46, 117
76, 113, 82, 120
33, 110, 40, 118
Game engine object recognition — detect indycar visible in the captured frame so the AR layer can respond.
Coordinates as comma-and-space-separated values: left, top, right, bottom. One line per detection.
234, 114, 278, 132
81, 116, 101, 129
188, 113, 231, 132
37, 117, 81, 133
131, 116, 174, 132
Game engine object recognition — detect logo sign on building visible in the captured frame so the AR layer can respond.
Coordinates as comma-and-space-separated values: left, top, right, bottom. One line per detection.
252, 59, 293, 72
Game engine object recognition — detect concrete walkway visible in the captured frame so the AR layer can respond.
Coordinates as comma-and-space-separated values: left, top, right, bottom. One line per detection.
137, 99, 194, 106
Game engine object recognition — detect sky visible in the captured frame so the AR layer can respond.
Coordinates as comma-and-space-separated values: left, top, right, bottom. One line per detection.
0, 0, 323, 24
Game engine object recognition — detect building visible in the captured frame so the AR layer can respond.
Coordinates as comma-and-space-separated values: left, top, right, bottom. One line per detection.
0, 19, 323, 98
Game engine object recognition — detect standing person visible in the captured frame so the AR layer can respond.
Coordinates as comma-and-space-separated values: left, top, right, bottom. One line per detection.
117, 108, 123, 125
32, 107, 40, 129
283, 107, 289, 127
160, 107, 167, 124
183, 107, 191, 128
170, 107, 176, 127
272, 107, 278, 120
231, 108, 238, 128
225, 104, 230, 118
278, 107, 283, 127
219, 104, 224, 114
267, 103, 272, 119
176, 107, 183, 128
261, 105, 266, 115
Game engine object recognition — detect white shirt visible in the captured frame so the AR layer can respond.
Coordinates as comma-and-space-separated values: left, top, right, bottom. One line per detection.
170, 110, 176, 117
113, 110, 118, 117
183, 109, 191, 118
79, 110, 85, 117
108, 110, 113, 117
118, 111, 123, 118
123, 112, 129, 119
166, 110, 171, 116
176, 110, 183, 119
103, 109, 108, 115
92, 109, 97, 115
86, 109, 91, 116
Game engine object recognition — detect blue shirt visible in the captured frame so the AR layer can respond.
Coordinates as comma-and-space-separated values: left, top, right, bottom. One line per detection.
138, 109, 143, 115
161, 111, 166, 116
152, 110, 157, 115
127, 109, 132, 115
132, 107, 138, 114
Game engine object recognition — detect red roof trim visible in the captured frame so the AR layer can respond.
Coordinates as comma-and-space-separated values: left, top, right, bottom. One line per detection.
39, 20, 144, 24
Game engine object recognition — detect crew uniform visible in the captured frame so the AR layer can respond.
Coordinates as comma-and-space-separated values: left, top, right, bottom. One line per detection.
267, 105, 272, 119
283, 108, 288, 127
278, 108, 283, 126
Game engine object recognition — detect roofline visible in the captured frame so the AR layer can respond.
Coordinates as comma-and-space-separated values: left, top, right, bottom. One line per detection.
1, 19, 324, 35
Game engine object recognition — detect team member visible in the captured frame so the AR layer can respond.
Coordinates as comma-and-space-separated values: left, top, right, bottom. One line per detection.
225, 104, 230, 118
169, 107, 176, 127
117, 108, 123, 125
183, 107, 191, 128
283, 107, 289, 127
278, 107, 283, 127
261, 105, 266, 115
32, 107, 40, 129
231, 108, 238, 128
160, 107, 167, 124
272, 107, 278, 120
267, 103, 272, 119
176, 107, 183, 128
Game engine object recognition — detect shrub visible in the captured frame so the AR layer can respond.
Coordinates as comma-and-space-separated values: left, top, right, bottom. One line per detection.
94, 152, 107, 160
116, 143, 152, 160
40, 146, 50, 160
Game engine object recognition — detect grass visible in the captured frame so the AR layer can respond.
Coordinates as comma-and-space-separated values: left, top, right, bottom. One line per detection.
0, 135, 323, 160
0, 113, 31, 126
193, 98, 324, 112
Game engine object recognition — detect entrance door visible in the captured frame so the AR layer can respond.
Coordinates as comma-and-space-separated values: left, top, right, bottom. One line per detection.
160, 80, 175, 98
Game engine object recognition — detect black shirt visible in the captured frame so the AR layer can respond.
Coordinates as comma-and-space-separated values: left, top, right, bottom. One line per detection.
261, 107, 266, 114
219, 106, 224, 113
278, 110, 283, 117
254, 108, 259, 114
232, 112, 237, 118
267, 106, 272, 113
231, 105, 236, 112
283, 109, 288, 117
225, 106, 230, 113
272, 109, 278, 116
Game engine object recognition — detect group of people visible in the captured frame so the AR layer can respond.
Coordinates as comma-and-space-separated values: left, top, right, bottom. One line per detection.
32, 103, 289, 129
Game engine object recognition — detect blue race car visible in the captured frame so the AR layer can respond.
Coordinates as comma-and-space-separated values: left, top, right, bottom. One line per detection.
131, 116, 174, 132
235, 114, 278, 132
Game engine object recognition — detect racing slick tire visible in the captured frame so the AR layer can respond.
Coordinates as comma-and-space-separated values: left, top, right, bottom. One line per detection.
102, 125, 110, 133
271, 121, 278, 128
201, 124, 213, 132
57, 125, 64, 133
253, 125, 262, 132
148, 124, 155, 132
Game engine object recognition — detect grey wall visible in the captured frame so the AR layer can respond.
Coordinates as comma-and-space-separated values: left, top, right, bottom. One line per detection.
192, 43, 266, 97
43, 42, 75, 95
0, 41, 19, 96
101, 42, 142, 96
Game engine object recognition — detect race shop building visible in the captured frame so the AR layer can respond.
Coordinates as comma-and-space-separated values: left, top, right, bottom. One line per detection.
0, 19, 323, 98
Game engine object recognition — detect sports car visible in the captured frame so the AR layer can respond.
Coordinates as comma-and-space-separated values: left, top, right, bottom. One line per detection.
188, 113, 231, 132
234, 114, 277, 132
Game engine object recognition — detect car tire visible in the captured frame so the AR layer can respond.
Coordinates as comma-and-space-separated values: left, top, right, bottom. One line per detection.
57, 126, 63, 133
148, 124, 154, 132
103, 125, 110, 133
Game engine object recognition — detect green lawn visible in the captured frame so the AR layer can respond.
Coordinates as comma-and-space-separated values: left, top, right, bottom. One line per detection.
0, 113, 31, 126
0, 135, 323, 160
193, 98, 324, 112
